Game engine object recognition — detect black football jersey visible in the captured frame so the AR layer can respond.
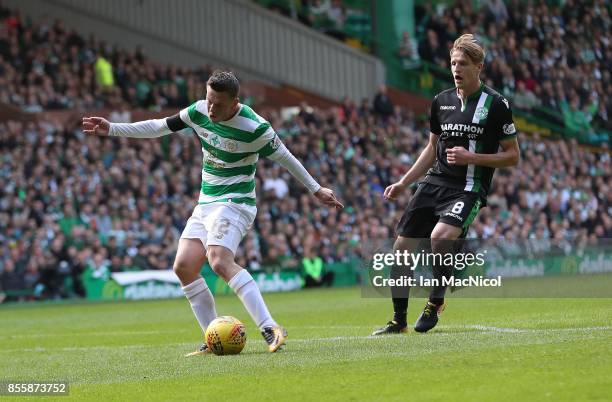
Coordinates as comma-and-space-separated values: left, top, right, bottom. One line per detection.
425, 83, 517, 201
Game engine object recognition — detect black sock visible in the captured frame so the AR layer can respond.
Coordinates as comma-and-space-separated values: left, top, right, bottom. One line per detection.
392, 298, 408, 326
428, 297, 444, 306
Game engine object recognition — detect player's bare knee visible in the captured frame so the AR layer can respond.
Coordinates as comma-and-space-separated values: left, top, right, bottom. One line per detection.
207, 249, 231, 278
173, 259, 196, 281
393, 236, 416, 252
431, 230, 461, 255
431, 225, 461, 241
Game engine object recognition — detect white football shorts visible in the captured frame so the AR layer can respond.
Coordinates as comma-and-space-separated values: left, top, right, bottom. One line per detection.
180, 202, 256, 255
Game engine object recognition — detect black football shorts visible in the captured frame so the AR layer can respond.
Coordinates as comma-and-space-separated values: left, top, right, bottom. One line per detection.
396, 182, 482, 238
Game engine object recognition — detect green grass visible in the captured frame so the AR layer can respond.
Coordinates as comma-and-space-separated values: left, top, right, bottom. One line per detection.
1, 288, 611, 401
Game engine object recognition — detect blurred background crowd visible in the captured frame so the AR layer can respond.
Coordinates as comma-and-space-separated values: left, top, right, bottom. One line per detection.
259, 0, 611, 141
0, 2, 609, 300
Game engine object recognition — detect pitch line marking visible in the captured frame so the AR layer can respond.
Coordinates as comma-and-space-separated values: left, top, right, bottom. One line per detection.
3, 325, 611, 354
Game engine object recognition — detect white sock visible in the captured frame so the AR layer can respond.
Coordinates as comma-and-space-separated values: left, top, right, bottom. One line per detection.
182, 277, 217, 333
228, 269, 277, 330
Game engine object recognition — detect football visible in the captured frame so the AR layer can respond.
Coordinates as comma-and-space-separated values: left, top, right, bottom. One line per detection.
205, 316, 247, 355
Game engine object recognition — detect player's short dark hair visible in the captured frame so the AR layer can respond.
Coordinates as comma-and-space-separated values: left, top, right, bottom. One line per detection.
207, 70, 240, 98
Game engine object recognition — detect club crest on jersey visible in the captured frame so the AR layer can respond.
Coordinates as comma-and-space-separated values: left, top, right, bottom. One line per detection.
503, 123, 516, 135
475, 106, 488, 120
210, 135, 221, 147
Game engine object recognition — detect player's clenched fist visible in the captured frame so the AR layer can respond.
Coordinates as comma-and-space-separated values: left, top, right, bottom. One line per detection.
446, 146, 473, 165
82, 117, 110, 136
383, 181, 408, 201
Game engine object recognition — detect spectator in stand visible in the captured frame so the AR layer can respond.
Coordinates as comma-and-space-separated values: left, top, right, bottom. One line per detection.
397, 31, 420, 68
302, 248, 334, 288
513, 81, 539, 111
94, 51, 114, 90
419, 30, 447, 68
108, 102, 132, 123
263, 167, 290, 199
593, 102, 611, 132
560, 96, 598, 137
373, 84, 394, 121
0, 259, 23, 301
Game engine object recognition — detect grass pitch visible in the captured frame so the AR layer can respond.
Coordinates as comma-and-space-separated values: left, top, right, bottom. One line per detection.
1, 287, 611, 401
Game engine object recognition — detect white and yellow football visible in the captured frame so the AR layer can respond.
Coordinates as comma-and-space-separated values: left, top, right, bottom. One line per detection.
205, 316, 247, 355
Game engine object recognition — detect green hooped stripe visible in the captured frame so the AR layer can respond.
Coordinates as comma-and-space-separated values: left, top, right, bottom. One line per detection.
198, 197, 257, 206
189, 105, 270, 143
202, 180, 255, 197
203, 163, 256, 177
201, 180, 255, 196
463, 199, 482, 229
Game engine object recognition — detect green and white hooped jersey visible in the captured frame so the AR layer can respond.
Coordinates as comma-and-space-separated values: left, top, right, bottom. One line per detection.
425, 83, 517, 203
179, 101, 280, 206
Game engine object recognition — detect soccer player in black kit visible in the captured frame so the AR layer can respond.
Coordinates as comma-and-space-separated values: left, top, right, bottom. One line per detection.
373, 34, 520, 335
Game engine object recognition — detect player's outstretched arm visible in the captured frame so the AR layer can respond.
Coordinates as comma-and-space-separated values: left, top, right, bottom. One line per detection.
82, 114, 187, 138
384, 133, 438, 201
266, 140, 343, 209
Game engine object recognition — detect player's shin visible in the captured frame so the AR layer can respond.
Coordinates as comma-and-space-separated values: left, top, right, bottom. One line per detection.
391, 263, 412, 326
182, 277, 217, 333
228, 269, 277, 329
428, 238, 458, 304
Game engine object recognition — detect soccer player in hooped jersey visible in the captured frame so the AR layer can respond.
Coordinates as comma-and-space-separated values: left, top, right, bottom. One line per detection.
373, 34, 520, 335
83, 70, 343, 355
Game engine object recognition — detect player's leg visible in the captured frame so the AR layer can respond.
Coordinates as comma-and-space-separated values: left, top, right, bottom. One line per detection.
205, 204, 286, 352
372, 183, 438, 335
207, 245, 286, 352
414, 191, 482, 333
174, 239, 217, 333
372, 235, 421, 335
207, 245, 278, 329
428, 223, 463, 304
176, 207, 218, 356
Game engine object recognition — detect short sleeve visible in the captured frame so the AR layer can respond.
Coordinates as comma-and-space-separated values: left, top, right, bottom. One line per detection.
490, 96, 517, 141
429, 95, 442, 135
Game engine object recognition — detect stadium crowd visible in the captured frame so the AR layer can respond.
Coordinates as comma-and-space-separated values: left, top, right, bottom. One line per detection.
1, 101, 610, 300
0, 6, 214, 113
415, 0, 611, 139
0, 4, 610, 301
257, 0, 612, 140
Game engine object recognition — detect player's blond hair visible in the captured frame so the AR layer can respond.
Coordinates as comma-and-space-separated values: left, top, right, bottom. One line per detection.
450, 34, 485, 65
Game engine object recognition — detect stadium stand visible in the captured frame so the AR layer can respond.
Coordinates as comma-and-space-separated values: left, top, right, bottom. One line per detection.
0, 7, 214, 112
256, 0, 611, 144
0, 4, 609, 301
1, 103, 610, 300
